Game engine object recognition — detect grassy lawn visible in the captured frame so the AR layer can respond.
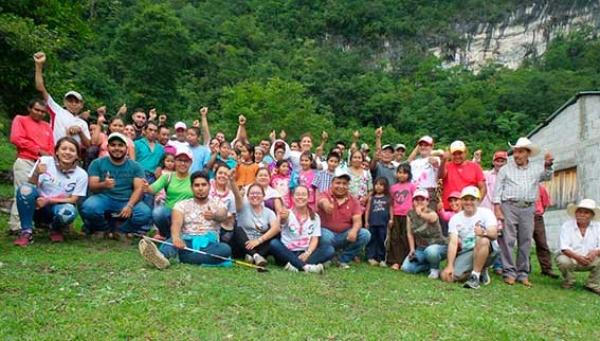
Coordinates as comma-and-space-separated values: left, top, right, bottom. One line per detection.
1, 212, 599, 341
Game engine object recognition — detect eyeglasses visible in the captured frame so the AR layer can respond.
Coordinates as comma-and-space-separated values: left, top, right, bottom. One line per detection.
248, 192, 263, 197
175, 159, 191, 164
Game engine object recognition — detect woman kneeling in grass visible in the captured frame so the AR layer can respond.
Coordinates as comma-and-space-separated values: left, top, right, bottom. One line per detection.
401, 188, 447, 279
14, 137, 88, 246
269, 185, 334, 274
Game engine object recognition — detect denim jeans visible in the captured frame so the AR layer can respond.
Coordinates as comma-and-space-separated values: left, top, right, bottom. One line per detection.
16, 183, 78, 232
320, 227, 371, 264
152, 206, 172, 238
269, 238, 335, 269
80, 194, 151, 234
401, 244, 448, 274
159, 237, 232, 265
365, 225, 387, 261
9, 158, 36, 232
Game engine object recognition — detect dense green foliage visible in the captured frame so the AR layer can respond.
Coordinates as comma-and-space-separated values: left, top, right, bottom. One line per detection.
2, 0, 600, 161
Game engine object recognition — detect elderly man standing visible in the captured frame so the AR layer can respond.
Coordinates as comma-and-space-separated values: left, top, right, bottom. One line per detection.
556, 199, 600, 295
493, 137, 554, 287
318, 168, 371, 269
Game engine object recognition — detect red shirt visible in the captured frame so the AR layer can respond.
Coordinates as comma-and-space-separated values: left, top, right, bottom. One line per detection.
535, 184, 551, 216
318, 191, 362, 233
442, 160, 485, 210
10, 115, 54, 161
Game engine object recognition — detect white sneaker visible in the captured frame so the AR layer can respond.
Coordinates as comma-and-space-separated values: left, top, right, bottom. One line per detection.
304, 264, 324, 274
253, 254, 268, 266
339, 262, 350, 269
138, 239, 170, 270
244, 254, 254, 264
428, 269, 440, 279
379, 261, 387, 268
284, 262, 299, 272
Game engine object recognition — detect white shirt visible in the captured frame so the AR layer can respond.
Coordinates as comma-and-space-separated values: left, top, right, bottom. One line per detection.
448, 207, 497, 252
281, 210, 322, 251
32, 156, 88, 198
410, 156, 440, 188
559, 220, 600, 255
46, 95, 90, 146
167, 140, 189, 151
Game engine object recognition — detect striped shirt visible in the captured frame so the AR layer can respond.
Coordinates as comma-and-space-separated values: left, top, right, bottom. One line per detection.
492, 157, 553, 204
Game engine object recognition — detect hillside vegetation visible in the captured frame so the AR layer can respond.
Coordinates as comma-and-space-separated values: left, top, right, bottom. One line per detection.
1, 0, 600, 163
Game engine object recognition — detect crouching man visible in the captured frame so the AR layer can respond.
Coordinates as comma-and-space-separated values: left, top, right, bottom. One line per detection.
556, 199, 600, 295
139, 171, 231, 269
441, 186, 499, 289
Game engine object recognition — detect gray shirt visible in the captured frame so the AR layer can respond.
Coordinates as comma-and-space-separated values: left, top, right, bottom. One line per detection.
237, 202, 277, 240
492, 157, 553, 204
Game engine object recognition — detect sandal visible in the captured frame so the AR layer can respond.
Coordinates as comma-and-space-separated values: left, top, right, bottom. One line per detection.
391, 263, 400, 270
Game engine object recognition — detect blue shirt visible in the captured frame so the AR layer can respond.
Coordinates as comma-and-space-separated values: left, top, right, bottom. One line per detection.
189, 144, 212, 173
88, 157, 145, 201
134, 138, 165, 173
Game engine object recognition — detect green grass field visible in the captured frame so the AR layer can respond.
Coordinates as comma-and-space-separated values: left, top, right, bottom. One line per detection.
1, 212, 599, 341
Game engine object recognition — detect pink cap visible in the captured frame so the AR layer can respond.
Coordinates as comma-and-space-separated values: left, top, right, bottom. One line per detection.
418, 135, 434, 146
413, 188, 430, 200
493, 151, 508, 160
175, 148, 193, 160
448, 191, 461, 199
174, 122, 187, 131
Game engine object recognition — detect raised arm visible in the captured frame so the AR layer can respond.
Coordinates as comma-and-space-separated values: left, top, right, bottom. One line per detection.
234, 115, 248, 144
200, 107, 211, 146
33, 52, 49, 101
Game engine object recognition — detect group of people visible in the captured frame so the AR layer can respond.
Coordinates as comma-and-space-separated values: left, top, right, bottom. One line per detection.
8, 51, 600, 296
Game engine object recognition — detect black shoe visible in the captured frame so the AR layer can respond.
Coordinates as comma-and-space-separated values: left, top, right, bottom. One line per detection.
542, 270, 560, 279
463, 274, 481, 289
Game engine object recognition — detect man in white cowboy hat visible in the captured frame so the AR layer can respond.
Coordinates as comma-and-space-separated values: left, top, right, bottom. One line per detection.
492, 137, 554, 287
556, 199, 600, 295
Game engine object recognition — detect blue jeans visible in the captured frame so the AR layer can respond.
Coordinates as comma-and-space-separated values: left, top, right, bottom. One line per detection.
159, 238, 232, 265
152, 206, 172, 238
366, 225, 387, 261
80, 194, 151, 234
320, 228, 371, 264
269, 238, 335, 269
16, 183, 78, 232
401, 244, 448, 274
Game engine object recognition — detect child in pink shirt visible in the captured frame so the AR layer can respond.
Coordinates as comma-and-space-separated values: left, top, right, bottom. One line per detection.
388, 163, 416, 269
290, 152, 317, 210
270, 159, 292, 208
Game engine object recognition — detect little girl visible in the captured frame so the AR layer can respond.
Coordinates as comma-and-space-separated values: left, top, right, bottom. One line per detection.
365, 177, 393, 267
290, 151, 317, 210
388, 163, 416, 270
153, 152, 175, 240
270, 159, 292, 208
235, 143, 259, 187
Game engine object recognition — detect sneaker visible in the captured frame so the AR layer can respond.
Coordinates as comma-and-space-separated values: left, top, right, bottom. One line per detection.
379, 261, 387, 268
284, 262, 299, 272
138, 239, 170, 269
428, 269, 440, 279
244, 254, 254, 264
304, 264, 324, 274
463, 274, 481, 289
367, 259, 379, 266
323, 260, 332, 268
481, 268, 491, 286
14, 232, 33, 247
49, 231, 64, 243
339, 262, 350, 269
253, 254, 268, 266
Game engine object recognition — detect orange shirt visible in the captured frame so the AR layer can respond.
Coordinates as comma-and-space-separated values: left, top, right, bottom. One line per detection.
236, 162, 259, 187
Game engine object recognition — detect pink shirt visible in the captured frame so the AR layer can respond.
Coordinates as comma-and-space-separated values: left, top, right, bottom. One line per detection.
535, 184, 551, 216
390, 182, 416, 216
10, 115, 54, 161
298, 169, 316, 210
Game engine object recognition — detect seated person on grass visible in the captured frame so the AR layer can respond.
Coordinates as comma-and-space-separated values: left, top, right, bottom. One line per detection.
13, 137, 88, 246
556, 199, 600, 296
138, 171, 231, 269
441, 186, 499, 289
317, 168, 371, 269
80, 133, 151, 240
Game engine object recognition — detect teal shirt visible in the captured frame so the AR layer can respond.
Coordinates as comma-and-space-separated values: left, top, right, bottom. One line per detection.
134, 137, 165, 173
88, 157, 145, 201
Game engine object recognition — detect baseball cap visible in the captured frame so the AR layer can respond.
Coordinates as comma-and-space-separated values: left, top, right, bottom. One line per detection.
360, 143, 370, 151
395, 143, 406, 151
450, 141, 466, 153
418, 136, 434, 145
174, 122, 187, 131
381, 144, 394, 152
64, 91, 83, 101
413, 188, 430, 200
175, 148, 193, 160
493, 151, 508, 160
460, 186, 480, 199
448, 191, 462, 200
107, 132, 127, 144
333, 167, 351, 181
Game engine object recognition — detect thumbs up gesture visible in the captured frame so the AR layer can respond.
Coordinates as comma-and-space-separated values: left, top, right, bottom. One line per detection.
104, 171, 115, 189
203, 205, 214, 221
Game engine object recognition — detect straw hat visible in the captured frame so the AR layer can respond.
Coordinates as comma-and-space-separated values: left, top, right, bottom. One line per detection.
567, 199, 600, 220
508, 137, 540, 157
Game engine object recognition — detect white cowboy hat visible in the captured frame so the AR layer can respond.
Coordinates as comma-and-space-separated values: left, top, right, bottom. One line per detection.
567, 199, 600, 221
508, 137, 540, 157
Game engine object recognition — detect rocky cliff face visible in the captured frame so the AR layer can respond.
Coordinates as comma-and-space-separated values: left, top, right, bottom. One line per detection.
430, 0, 600, 71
